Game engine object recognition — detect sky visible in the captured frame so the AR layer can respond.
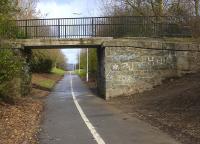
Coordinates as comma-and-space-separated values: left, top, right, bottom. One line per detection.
36, 0, 101, 64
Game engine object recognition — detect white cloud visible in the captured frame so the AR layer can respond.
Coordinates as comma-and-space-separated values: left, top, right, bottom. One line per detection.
37, 1, 75, 18
37, 0, 101, 18
62, 49, 79, 64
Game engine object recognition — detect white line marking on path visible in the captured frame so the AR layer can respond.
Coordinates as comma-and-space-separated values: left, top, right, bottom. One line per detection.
70, 72, 106, 144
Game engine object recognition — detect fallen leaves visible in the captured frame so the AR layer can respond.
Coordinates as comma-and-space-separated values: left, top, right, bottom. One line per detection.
0, 98, 43, 144
0, 73, 63, 144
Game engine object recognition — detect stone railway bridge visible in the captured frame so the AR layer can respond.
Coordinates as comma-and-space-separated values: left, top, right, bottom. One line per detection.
7, 16, 200, 99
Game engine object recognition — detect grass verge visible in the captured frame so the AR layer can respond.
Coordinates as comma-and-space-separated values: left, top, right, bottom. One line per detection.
73, 69, 86, 78
51, 67, 66, 76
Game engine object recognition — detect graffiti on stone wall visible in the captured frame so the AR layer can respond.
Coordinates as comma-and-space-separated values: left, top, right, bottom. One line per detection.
108, 55, 175, 72
106, 68, 154, 83
111, 54, 137, 62
106, 48, 176, 85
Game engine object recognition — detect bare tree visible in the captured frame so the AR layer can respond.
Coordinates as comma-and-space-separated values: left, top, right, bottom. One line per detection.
99, 0, 199, 16
16, 0, 40, 19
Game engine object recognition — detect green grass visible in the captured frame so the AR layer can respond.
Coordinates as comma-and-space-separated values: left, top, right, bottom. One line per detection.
32, 68, 65, 90
51, 67, 66, 76
73, 69, 86, 78
37, 79, 55, 89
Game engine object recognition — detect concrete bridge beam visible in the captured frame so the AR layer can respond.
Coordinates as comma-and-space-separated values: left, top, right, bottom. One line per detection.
12, 38, 113, 49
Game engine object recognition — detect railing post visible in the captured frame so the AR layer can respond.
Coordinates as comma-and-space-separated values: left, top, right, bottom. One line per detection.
25, 20, 28, 38
58, 19, 60, 38
64, 18, 66, 38
35, 26, 38, 38
92, 17, 94, 37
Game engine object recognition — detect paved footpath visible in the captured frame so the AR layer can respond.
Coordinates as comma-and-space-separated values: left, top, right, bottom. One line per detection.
39, 73, 180, 144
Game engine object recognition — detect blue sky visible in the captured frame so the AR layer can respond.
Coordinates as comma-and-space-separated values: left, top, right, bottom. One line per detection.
37, 0, 101, 64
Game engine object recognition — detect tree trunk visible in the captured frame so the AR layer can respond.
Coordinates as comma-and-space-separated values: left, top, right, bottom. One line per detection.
156, 0, 163, 16
194, 0, 199, 16
149, 0, 163, 16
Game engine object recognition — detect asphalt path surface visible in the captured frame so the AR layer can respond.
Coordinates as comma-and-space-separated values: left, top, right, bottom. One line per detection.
39, 73, 180, 144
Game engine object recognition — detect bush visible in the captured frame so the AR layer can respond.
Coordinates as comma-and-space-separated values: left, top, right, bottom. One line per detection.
0, 50, 21, 81
0, 78, 21, 103
30, 49, 67, 73
31, 58, 53, 73
0, 49, 22, 103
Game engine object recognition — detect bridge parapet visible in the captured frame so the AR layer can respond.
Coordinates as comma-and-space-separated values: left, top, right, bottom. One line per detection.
14, 16, 192, 39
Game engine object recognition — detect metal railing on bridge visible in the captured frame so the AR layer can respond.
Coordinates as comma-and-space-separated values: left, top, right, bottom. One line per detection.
14, 16, 192, 39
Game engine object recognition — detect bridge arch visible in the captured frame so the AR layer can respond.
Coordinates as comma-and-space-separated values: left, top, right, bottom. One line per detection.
15, 38, 108, 98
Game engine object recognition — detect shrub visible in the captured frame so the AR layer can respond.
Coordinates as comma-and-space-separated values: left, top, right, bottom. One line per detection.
0, 49, 22, 103
0, 78, 21, 103
30, 49, 67, 73
31, 58, 53, 73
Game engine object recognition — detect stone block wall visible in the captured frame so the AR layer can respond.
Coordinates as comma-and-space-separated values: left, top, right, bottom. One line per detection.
97, 47, 106, 97
20, 48, 32, 97
103, 38, 200, 99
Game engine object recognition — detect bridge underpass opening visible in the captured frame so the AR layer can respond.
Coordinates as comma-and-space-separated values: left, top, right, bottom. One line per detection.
27, 46, 106, 99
